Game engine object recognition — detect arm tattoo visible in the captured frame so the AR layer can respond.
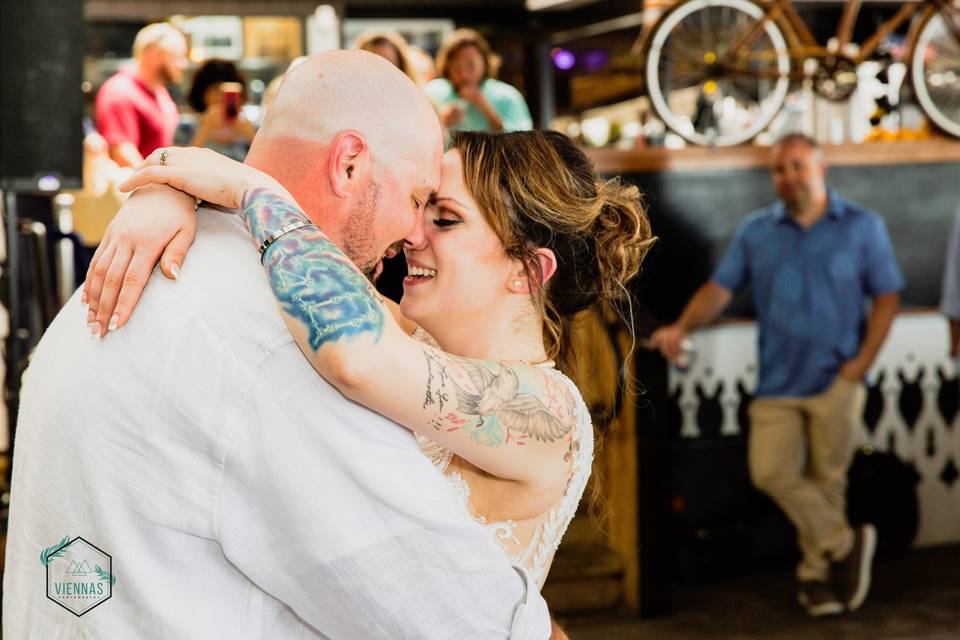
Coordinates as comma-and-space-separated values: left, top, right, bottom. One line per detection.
242, 188, 384, 350
421, 347, 573, 447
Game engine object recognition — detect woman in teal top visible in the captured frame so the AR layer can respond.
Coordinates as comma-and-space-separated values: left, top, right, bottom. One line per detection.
425, 29, 533, 133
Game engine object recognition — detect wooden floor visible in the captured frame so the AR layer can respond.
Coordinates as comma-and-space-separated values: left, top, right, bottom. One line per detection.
560, 545, 960, 640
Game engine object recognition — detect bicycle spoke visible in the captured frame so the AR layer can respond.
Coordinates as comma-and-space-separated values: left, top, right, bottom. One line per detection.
664, 42, 709, 66
703, 7, 716, 51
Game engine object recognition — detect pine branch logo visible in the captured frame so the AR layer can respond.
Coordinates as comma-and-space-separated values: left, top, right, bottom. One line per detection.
41, 536, 116, 616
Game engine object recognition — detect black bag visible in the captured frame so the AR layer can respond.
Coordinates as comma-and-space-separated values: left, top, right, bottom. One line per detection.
846, 447, 920, 555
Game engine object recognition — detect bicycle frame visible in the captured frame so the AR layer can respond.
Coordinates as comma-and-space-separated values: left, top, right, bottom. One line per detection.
728, 0, 959, 66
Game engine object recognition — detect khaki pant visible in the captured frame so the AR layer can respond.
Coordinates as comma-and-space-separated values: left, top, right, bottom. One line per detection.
748, 376, 866, 581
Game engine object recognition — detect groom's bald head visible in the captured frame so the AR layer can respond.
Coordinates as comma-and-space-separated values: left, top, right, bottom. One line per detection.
256, 50, 437, 150
246, 50, 442, 271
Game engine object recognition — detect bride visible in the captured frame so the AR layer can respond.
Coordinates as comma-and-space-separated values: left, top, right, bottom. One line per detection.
84, 129, 653, 587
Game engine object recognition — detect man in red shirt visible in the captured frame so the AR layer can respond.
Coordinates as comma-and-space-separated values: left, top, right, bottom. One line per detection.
96, 23, 187, 167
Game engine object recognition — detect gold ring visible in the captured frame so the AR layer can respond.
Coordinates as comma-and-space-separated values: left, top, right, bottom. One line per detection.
159, 149, 169, 166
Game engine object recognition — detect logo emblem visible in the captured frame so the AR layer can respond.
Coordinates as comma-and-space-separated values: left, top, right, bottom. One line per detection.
41, 536, 116, 616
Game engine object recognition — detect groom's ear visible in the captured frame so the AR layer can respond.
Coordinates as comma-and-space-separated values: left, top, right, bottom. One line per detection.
328, 130, 369, 199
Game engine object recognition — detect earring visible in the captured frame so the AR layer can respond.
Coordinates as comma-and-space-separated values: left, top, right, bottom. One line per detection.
514, 279, 523, 288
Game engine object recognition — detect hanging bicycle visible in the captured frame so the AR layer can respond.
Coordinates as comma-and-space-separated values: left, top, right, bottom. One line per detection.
635, 0, 960, 146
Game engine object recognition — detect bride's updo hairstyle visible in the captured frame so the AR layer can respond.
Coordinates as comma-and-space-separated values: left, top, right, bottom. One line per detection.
450, 130, 655, 369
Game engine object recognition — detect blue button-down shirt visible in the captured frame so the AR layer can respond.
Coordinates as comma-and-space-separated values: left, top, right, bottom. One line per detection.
712, 190, 905, 397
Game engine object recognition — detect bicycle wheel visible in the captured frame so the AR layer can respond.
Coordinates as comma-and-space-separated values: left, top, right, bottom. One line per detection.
644, 0, 791, 146
911, 8, 960, 138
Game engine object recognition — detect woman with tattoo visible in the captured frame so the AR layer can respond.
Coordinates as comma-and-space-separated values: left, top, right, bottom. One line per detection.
84, 130, 653, 588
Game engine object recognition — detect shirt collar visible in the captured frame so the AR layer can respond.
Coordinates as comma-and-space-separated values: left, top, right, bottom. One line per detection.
773, 188, 844, 224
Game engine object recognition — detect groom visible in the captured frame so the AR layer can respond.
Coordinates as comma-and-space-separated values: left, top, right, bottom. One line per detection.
3, 51, 551, 638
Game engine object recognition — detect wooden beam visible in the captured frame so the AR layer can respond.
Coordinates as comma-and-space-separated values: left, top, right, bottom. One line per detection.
588, 138, 960, 174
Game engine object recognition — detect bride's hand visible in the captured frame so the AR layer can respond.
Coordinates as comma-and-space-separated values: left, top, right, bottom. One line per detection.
118, 146, 291, 208
83, 184, 197, 337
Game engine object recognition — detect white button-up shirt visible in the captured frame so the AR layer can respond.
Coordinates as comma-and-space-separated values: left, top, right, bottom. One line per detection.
3, 210, 549, 639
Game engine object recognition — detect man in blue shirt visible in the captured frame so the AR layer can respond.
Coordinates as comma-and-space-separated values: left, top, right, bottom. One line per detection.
651, 134, 904, 617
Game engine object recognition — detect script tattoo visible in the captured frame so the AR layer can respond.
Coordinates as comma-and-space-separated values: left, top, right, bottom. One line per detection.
420, 347, 573, 447
242, 188, 384, 350
423, 349, 450, 416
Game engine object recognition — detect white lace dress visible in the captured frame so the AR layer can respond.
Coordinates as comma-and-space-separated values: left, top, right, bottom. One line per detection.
413, 332, 595, 587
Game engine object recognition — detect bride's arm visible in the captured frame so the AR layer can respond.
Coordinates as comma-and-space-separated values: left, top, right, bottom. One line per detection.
241, 187, 574, 489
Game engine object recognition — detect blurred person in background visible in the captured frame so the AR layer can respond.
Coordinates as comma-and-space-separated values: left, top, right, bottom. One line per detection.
408, 45, 438, 84
354, 30, 419, 84
95, 22, 187, 167
426, 29, 532, 133
650, 133, 903, 618
186, 59, 256, 161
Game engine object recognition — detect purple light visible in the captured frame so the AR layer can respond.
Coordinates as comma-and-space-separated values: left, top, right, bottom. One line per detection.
552, 48, 575, 71
582, 50, 609, 72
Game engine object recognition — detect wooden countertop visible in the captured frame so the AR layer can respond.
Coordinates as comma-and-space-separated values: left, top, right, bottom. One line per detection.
587, 138, 960, 174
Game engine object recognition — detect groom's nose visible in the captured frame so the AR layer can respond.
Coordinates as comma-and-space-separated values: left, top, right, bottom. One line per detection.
402, 209, 428, 251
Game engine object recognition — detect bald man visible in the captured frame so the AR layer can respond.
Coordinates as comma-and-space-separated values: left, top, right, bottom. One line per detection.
650, 134, 903, 617
95, 23, 188, 167
3, 51, 550, 639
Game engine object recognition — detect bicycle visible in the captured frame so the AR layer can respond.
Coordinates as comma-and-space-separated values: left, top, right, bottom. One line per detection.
635, 0, 960, 146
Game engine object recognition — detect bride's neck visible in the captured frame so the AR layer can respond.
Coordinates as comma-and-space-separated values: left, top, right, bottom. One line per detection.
423, 304, 549, 364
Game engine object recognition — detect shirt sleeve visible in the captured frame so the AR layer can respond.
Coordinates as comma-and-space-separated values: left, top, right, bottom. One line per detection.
941, 206, 960, 318
216, 346, 549, 639
492, 83, 533, 132
862, 213, 906, 297
96, 85, 141, 148
710, 219, 752, 292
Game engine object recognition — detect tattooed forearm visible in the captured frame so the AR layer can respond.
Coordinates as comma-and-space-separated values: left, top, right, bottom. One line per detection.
421, 347, 573, 447
241, 188, 385, 350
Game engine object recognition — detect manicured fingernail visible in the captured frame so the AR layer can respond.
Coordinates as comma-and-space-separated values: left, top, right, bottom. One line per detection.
81, 290, 88, 305
108, 314, 119, 331
90, 323, 102, 338
87, 309, 96, 324
171, 263, 180, 281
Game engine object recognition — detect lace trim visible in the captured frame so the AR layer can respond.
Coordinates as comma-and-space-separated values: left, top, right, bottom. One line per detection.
518, 372, 593, 586
416, 368, 594, 587
415, 434, 454, 473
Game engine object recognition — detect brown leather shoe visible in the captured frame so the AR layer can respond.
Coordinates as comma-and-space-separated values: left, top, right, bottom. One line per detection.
831, 523, 878, 612
797, 579, 844, 617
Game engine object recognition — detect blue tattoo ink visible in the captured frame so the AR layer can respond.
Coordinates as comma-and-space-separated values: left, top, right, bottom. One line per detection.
242, 188, 384, 350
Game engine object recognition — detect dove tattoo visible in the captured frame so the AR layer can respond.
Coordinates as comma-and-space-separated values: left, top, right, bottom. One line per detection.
421, 347, 572, 447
